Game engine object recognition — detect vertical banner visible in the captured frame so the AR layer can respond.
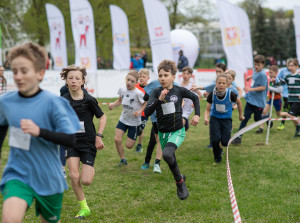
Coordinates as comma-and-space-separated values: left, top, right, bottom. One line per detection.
0, 26, 2, 66
218, 0, 253, 89
45, 3, 68, 70
170, 29, 200, 68
109, 5, 130, 70
294, 6, 300, 62
142, 0, 173, 72
70, 0, 97, 96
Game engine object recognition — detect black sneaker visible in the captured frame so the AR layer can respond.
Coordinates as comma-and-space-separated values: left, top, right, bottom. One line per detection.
256, 128, 263, 134
294, 126, 300, 137
176, 175, 189, 200
266, 120, 273, 128
231, 137, 241, 145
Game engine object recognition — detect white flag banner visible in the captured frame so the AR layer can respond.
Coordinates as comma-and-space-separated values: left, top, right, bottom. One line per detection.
109, 5, 130, 70
142, 0, 173, 72
45, 3, 68, 70
218, 0, 253, 89
170, 29, 200, 68
294, 6, 300, 62
70, 0, 97, 96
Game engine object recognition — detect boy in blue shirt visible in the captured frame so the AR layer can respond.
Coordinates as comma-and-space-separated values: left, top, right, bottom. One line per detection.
0, 42, 80, 223
232, 55, 268, 145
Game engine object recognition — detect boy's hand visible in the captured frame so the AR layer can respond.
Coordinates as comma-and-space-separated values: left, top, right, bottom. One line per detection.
20, 119, 40, 137
203, 92, 209, 98
204, 118, 209, 125
190, 115, 200, 126
133, 111, 141, 118
109, 103, 114, 110
239, 115, 245, 121
270, 78, 276, 83
95, 136, 104, 150
190, 86, 199, 91
159, 88, 169, 101
244, 87, 251, 92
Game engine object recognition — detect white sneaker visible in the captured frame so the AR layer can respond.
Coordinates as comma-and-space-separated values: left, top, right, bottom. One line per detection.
153, 164, 162, 173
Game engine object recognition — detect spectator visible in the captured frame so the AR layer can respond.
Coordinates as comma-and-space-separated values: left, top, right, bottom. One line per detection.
141, 49, 148, 68
177, 50, 188, 72
132, 53, 144, 71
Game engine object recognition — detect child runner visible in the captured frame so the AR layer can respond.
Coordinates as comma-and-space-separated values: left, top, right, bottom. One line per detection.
0, 42, 80, 223
180, 66, 202, 131
109, 70, 144, 166
60, 65, 107, 219
273, 58, 300, 137
0, 65, 8, 157
204, 74, 244, 164
144, 60, 200, 200
135, 68, 150, 153
232, 55, 268, 145
256, 65, 282, 133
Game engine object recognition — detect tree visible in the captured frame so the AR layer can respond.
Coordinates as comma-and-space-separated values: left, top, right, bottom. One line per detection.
253, 5, 268, 56
286, 18, 296, 58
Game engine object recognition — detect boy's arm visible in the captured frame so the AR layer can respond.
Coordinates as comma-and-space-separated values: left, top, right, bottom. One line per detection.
236, 98, 245, 121
182, 87, 200, 117
133, 101, 147, 118
204, 103, 211, 125
244, 85, 266, 92
95, 114, 107, 150
109, 97, 122, 110
144, 89, 162, 117
236, 86, 243, 98
191, 84, 202, 98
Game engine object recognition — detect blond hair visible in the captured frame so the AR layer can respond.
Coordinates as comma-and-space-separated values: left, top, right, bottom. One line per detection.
139, 68, 149, 77
225, 69, 236, 80
127, 70, 139, 82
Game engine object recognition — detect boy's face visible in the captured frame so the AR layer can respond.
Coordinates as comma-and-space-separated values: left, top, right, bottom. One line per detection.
126, 74, 137, 90
158, 69, 175, 89
254, 62, 264, 72
268, 70, 277, 79
226, 74, 233, 85
182, 70, 192, 81
216, 67, 224, 75
66, 70, 84, 92
287, 62, 298, 74
11, 56, 45, 96
216, 77, 227, 92
139, 73, 150, 86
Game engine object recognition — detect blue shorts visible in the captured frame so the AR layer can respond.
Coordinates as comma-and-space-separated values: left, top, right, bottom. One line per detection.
116, 121, 138, 140
267, 98, 281, 112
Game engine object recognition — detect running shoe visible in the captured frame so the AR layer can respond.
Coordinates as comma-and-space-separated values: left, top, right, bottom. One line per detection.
256, 128, 263, 134
74, 209, 90, 219
176, 175, 188, 200
118, 159, 128, 166
231, 137, 241, 145
277, 123, 285, 130
153, 164, 162, 173
141, 162, 150, 170
135, 144, 143, 153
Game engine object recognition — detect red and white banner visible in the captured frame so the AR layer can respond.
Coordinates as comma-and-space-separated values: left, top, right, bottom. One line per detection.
294, 6, 300, 62
142, 0, 173, 72
218, 0, 253, 89
171, 29, 200, 68
109, 5, 130, 70
69, 0, 97, 96
45, 3, 68, 70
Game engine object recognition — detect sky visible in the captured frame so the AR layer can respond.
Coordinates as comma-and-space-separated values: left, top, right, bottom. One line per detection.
212, 0, 300, 10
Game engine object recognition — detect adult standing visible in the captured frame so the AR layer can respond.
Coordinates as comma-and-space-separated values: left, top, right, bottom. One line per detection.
141, 49, 147, 68
177, 50, 188, 72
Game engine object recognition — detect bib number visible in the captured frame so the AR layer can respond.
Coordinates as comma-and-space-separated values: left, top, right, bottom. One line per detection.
9, 126, 31, 151
216, 104, 226, 113
161, 102, 175, 115
77, 121, 85, 133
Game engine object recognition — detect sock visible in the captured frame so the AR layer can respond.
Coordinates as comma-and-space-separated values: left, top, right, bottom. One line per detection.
155, 159, 161, 165
79, 198, 89, 210
137, 144, 141, 147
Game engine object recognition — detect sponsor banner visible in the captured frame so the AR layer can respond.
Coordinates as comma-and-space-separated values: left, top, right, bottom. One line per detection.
294, 6, 300, 62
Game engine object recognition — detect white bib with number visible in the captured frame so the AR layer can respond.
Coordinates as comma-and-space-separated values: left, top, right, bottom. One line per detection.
9, 126, 31, 151
77, 121, 85, 133
216, 104, 226, 113
161, 102, 175, 115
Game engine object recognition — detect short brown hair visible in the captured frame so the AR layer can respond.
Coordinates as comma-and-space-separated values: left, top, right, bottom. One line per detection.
8, 42, 47, 72
60, 64, 87, 88
127, 70, 139, 82
138, 68, 149, 77
157, 60, 177, 76
225, 69, 236, 79
216, 73, 228, 82
182, 66, 193, 74
215, 62, 226, 72
287, 58, 299, 67
269, 65, 278, 73
254, 55, 265, 65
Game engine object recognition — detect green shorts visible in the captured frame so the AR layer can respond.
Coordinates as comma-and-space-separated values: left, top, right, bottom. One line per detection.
158, 127, 186, 151
2, 180, 63, 223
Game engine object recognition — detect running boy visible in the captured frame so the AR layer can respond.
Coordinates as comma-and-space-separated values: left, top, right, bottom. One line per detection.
109, 70, 144, 166
135, 68, 150, 153
61, 65, 107, 219
0, 42, 80, 223
0, 66, 8, 157
144, 60, 200, 200
232, 55, 268, 145
204, 74, 244, 164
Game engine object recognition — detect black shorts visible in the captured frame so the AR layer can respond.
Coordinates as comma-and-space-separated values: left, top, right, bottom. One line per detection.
288, 102, 300, 117
65, 147, 96, 167
283, 97, 289, 112
116, 121, 138, 140
182, 117, 189, 131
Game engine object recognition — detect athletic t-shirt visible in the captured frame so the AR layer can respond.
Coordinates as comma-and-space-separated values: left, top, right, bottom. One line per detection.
118, 86, 144, 126
0, 90, 80, 196
181, 82, 195, 119
277, 67, 289, 98
145, 85, 200, 133
63, 92, 104, 152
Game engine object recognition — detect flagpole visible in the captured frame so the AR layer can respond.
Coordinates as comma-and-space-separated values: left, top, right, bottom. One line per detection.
266, 92, 274, 145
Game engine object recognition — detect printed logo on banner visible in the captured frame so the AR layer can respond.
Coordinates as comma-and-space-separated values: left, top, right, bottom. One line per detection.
74, 14, 91, 48
80, 57, 91, 68
113, 33, 128, 44
55, 57, 63, 68
51, 22, 62, 49
224, 27, 241, 46
172, 42, 184, 51
154, 27, 163, 37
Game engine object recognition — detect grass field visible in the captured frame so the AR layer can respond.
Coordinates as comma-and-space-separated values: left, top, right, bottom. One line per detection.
0, 98, 300, 223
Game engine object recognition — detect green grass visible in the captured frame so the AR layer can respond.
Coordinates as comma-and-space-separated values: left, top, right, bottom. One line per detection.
1, 98, 300, 222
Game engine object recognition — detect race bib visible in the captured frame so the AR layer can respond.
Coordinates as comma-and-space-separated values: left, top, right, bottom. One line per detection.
161, 102, 175, 115
251, 80, 255, 87
216, 104, 226, 113
77, 121, 85, 133
9, 126, 31, 151
289, 78, 295, 84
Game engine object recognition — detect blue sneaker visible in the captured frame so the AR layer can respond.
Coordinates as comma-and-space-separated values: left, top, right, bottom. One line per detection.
141, 162, 150, 170
206, 144, 212, 149
118, 159, 128, 166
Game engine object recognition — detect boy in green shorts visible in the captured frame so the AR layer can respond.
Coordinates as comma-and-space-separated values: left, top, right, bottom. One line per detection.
0, 42, 80, 222
144, 60, 200, 200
